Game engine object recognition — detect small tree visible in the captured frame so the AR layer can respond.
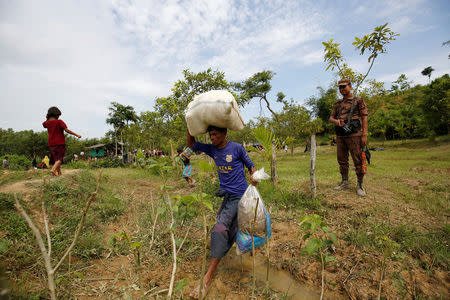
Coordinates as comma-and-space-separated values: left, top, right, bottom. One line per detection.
421, 66, 434, 83
253, 127, 279, 186
15, 174, 102, 300
299, 215, 337, 300
323, 23, 399, 93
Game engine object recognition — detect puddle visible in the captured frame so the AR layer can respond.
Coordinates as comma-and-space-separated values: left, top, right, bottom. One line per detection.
223, 252, 343, 300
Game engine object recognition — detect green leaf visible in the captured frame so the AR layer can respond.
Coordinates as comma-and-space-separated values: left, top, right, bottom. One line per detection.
203, 198, 214, 212
328, 232, 337, 243
157, 207, 166, 215
303, 238, 322, 256
302, 232, 312, 241
325, 255, 336, 263
174, 278, 190, 293
130, 241, 142, 249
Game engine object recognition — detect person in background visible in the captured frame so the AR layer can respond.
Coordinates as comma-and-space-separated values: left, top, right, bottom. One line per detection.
43, 106, 81, 176
3, 156, 9, 170
177, 147, 195, 186
329, 79, 368, 196
187, 126, 257, 299
32, 157, 37, 169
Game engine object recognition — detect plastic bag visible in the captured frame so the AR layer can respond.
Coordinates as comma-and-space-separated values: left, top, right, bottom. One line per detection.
238, 168, 270, 236
236, 211, 271, 255
185, 90, 245, 136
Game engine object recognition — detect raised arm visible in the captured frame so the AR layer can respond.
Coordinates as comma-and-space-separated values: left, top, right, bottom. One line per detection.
181, 152, 191, 160
187, 130, 195, 148
64, 128, 81, 138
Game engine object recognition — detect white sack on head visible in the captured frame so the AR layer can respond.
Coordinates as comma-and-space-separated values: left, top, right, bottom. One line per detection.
185, 90, 245, 136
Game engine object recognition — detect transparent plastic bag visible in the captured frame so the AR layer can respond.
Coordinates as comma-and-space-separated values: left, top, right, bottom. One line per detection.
236, 211, 271, 255
238, 168, 270, 236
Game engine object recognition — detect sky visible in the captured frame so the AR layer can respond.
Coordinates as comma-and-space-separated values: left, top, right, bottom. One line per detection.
1, 0, 449, 138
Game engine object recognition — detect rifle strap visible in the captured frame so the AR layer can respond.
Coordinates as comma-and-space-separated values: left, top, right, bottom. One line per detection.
336, 97, 357, 122
346, 97, 357, 123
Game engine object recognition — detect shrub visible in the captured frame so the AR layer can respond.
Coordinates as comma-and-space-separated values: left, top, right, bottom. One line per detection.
3, 155, 31, 171
90, 157, 124, 168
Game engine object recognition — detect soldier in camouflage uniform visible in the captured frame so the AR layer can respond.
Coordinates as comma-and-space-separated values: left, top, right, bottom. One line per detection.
329, 79, 368, 196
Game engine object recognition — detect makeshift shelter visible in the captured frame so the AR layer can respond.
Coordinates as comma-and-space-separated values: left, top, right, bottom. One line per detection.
87, 144, 106, 157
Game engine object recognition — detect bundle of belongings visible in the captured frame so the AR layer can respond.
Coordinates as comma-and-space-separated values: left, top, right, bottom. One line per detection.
185, 90, 245, 136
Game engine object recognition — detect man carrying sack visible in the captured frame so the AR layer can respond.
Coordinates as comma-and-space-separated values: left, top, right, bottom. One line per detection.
329, 79, 369, 197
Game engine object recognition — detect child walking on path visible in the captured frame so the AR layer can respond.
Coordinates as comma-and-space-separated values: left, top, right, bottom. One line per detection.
43, 107, 81, 176
177, 147, 196, 186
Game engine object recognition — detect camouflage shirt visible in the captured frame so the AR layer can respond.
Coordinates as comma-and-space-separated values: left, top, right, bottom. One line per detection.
331, 97, 368, 137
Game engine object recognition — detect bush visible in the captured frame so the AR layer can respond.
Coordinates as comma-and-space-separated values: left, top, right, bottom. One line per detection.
3, 155, 31, 171
90, 157, 124, 168
258, 181, 321, 210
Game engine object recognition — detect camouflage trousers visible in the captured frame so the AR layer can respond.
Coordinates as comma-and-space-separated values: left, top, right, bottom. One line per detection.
336, 136, 364, 181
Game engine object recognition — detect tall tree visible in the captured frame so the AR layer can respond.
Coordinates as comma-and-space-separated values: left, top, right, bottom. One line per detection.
421, 66, 434, 83
390, 74, 412, 94
106, 102, 138, 155
233, 70, 279, 119
420, 74, 449, 135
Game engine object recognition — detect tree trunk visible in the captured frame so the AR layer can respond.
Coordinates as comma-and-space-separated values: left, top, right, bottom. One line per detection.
310, 135, 316, 198
121, 132, 124, 158
170, 142, 175, 168
290, 143, 294, 156
271, 142, 278, 187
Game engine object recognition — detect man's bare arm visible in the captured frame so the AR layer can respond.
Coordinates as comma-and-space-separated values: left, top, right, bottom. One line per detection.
187, 130, 195, 148
249, 166, 257, 186
65, 128, 81, 138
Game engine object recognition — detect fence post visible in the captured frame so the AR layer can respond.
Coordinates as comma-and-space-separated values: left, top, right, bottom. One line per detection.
310, 135, 316, 198
271, 141, 278, 187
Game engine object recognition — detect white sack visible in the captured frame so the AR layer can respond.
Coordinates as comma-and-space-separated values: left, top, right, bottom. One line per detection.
238, 168, 270, 236
185, 90, 245, 136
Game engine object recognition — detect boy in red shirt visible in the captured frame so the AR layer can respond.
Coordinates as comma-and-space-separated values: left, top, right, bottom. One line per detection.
43, 107, 81, 176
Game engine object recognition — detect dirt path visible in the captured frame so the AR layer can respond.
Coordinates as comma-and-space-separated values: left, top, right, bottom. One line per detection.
0, 169, 80, 194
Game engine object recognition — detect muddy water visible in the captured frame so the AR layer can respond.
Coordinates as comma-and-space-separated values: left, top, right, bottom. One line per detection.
223, 252, 343, 300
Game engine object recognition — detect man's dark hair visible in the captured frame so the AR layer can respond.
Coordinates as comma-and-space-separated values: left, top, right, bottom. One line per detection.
46, 106, 62, 120
177, 147, 183, 153
206, 125, 227, 134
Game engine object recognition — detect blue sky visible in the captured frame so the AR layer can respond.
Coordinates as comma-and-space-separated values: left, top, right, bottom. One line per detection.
1, 0, 449, 138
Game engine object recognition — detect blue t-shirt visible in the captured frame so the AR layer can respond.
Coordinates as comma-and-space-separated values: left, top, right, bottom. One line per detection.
193, 141, 255, 196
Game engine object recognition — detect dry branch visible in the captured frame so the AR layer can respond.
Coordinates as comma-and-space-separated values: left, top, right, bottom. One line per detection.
14, 171, 102, 300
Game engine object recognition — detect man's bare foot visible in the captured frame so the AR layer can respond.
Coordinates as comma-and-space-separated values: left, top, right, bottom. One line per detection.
50, 170, 57, 176
189, 280, 211, 299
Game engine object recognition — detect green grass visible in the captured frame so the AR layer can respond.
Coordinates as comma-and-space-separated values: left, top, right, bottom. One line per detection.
1, 169, 127, 298
0, 170, 45, 186
1, 137, 449, 298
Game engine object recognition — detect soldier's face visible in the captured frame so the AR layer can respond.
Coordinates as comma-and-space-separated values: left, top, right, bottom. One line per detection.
339, 84, 351, 96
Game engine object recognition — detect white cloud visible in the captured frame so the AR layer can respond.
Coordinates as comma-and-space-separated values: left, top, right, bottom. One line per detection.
0, 0, 330, 137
